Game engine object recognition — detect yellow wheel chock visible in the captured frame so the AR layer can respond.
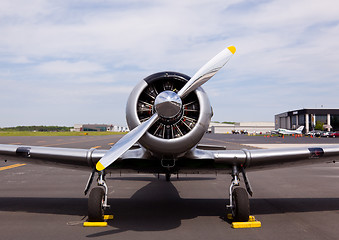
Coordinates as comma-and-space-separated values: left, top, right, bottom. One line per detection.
227, 214, 262, 228
83, 215, 114, 227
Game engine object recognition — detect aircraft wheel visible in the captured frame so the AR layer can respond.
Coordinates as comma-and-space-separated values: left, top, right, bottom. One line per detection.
88, 187, 105, 222
232, 187, 250, 222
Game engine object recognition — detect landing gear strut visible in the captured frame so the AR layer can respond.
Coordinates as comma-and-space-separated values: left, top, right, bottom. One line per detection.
227, 165, 252, 222
85, 170, 110, 222
165, 172, 171, 182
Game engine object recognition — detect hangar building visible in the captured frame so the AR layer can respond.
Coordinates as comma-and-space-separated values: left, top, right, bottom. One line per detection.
275, 109, 339, 133
73, 124, 128, 132
210, 122, 275, 134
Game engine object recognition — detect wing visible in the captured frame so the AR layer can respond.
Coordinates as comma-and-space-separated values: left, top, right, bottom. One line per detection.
0, 144, 149, 171
183, 145, 339, 172
1, 143, 338, 173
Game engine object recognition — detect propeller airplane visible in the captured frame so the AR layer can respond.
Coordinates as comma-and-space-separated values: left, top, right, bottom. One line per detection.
272, 126, 305, 135
1, 45, 339, 223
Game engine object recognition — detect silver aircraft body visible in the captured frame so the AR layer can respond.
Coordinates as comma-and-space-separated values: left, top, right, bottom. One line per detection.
276, 126, 304, 135
1, 46, 339, 222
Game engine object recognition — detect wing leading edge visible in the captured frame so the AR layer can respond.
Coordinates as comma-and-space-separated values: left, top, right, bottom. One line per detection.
0, 144, 147, 170
0, 143, 338, 173
184, 145, 339, 172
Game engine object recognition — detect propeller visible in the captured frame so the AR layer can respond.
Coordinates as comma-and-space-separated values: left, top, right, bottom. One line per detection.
96, 113, 159, 171
96, 45, 236, 171
178, 46, 236, 98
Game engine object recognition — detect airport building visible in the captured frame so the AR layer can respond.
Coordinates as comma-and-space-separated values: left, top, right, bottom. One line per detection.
275, 109, 339, 133
210, 122, 275, 134
73, 124, 128, 132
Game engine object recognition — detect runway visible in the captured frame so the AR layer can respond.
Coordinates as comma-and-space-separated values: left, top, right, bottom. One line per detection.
0, 134, 339, 240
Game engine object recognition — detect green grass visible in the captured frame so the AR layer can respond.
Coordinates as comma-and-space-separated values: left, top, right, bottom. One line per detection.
0, 131, 127, 137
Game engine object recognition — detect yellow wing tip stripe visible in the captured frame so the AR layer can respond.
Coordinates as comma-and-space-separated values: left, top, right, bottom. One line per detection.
96, 162, 105, 171
227, 46, 236, 54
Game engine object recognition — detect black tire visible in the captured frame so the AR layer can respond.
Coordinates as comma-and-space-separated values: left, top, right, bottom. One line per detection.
88, 187, 105, 222
232, 187, 250, 222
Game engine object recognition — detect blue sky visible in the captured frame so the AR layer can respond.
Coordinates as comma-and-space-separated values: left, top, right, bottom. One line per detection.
1, 0, 339, 127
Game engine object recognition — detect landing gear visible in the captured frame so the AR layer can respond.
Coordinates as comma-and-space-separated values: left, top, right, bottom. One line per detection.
85, 170, 110, 222
227, 165, 252, 222
161, 158, 175, 182
165, 172, 171, 182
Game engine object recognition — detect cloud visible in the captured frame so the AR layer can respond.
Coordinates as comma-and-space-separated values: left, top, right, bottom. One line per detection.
1, 0, 339, 127
35, 60, 105, 74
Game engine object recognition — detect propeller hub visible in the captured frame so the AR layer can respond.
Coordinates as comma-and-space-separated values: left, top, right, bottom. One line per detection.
154, 90, 182, 119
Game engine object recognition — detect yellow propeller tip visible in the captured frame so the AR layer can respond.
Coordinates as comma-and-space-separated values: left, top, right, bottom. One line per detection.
96, 162, 105, 171
227, 46, 236, 54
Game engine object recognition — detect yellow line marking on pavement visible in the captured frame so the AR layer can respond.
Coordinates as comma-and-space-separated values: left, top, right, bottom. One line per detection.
0, 164, 26, 171
108, 143, 115, 145
92, 146, 101, 149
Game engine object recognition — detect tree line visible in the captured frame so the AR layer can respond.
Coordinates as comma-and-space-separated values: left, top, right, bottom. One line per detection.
0, 126, 72, 132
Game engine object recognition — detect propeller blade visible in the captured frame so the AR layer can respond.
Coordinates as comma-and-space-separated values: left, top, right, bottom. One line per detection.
177, 46, 236, 98
96, 113, 159, 171
96, 45, 235, 171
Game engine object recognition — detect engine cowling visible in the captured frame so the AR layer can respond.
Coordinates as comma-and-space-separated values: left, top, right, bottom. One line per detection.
126, 72, 212, 158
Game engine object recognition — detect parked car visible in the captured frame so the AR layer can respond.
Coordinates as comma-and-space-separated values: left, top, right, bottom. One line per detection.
321, 131, 334, 138
306, 130, 322, 137
240, 130, 248, 135
329, 132, 339, 138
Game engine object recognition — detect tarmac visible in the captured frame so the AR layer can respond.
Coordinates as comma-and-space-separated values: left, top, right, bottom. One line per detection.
0, 134, 339, 240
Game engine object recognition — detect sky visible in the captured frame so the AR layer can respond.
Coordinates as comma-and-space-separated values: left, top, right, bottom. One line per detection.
1, 0, 339, 127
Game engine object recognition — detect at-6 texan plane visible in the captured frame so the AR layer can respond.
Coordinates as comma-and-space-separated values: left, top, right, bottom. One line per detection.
1, 46, 339, 223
